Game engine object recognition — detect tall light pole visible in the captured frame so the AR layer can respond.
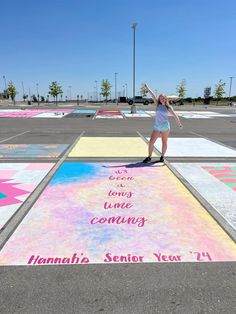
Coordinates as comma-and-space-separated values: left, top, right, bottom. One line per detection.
95, 80, 98, 102
3, 76, 7, 94
115, 72, 118, 105
68, 86, 72, 100
229, 76, 234, 105
131, 22, 138, 113
29, 88, 31, 104
22, 82, 25, 101
36, 83, 39, 106
125, 83, 128, 98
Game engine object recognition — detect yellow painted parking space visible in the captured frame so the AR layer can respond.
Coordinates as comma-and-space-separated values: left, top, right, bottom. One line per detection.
69, 137, 159, 157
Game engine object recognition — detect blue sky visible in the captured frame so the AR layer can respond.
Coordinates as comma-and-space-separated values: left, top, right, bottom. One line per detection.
0, 0, 235, 99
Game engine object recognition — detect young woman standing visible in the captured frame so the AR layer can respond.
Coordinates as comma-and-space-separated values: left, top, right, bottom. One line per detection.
143, 84, 183, 163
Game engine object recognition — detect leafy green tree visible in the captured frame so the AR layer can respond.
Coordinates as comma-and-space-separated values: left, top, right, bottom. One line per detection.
176, 79, 187, 98
7, 81, 17, 104
214, 79, 226, 104
100, 79, 112, 104
49, 81, 63, 105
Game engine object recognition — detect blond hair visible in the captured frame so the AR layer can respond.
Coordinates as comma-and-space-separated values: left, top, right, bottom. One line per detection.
157, 94, 170, 109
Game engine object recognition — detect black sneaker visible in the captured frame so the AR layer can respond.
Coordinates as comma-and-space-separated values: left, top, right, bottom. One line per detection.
143, 157, 152, 163
159, 156, 164, 162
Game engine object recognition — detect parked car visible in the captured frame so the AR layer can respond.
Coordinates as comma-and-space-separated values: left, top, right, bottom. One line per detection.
127, 96, 154, 105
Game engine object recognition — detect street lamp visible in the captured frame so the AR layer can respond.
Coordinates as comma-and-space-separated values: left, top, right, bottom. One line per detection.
228, 76, 234, 106
115, 72, 118, 105
29, 88, 32, 104
95, 80, 98, 102
22, 82, 25, 101
3, 76, 7, 95
131, 22, 138, 113
36, 83, 39, 106
68, 86, 72, 100
125, 83, 128, 98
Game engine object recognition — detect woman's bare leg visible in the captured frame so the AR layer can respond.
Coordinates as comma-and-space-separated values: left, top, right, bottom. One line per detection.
161, 130, 170, 157
148, 131, 160, 157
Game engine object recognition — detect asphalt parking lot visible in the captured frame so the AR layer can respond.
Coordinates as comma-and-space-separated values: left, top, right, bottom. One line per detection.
0, 103, 236, 314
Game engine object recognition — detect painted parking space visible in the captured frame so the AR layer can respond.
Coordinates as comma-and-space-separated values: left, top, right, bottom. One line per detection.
171, 163, 236, 230
0, 110, 46, 118
32, 109, 74, 118
65, 109, 96, 118
0, 163, 54, 230
0, 162, 235, 265
95, 115, 123, 119
0, 144, 69, 158
68, 137, 157, 158
147, 138, 236, 157
0, 110, 23, 112
32, 112, 70, 118
0, 109, 74, 118
95, 110, 124, 119
175, 111, 233, 119
144, 111, 156, 116
121, 110, 151, 118
73, 110, 97, 114
65, 113, 95, 118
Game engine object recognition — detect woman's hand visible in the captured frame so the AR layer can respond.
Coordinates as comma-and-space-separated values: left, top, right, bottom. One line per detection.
144, 83, 149, 91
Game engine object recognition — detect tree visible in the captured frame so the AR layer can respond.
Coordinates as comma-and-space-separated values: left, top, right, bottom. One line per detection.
49, 81, 63, 105
215, 79, 226, 104
7, 81, 17, 104
100, 79, 112, 104
23, 94, 28, 102
176, 79, 187, 98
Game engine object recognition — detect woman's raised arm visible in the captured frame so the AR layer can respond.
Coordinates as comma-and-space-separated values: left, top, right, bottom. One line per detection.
143, 84, 158, 105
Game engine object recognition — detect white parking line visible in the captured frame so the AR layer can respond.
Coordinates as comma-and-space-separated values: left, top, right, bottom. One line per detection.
0, 130, 30, 143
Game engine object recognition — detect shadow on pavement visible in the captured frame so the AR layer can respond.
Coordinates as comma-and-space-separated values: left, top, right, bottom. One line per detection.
102, 161, 165, 168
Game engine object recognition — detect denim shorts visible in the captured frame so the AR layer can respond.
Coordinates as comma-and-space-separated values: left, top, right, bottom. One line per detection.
153, 121, 170, 132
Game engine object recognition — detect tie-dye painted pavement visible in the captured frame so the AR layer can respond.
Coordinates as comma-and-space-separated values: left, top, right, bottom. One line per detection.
0, 109, 74, 118
0, 110, 46, 118
0, 144, 69, 158
0, 163, 54, 230
0, 162, 235, 265
172, 163, 236, 230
